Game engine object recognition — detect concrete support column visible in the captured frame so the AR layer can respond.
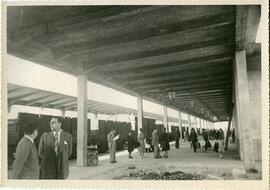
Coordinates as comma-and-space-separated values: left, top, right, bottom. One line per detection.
91, 112, 98, 130
232, 105, 243, 158
137, 96, 143, 136
8, 104, 11, 113
60, 109, 65, 118
188, 115, 191, 134
77, 75, 88, 167
200, 118, 202, 131
163, 105, 168, 131
234, 50, 255, 169
178, 111, 182, 140
194, 117, 197, 130
225, 113, 232, 151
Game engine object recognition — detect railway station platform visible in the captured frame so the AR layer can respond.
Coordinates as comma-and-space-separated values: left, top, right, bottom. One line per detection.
68, 142, 262, 180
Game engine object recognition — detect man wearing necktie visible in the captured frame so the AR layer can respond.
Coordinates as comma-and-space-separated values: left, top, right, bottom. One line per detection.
38, 117, 72, 179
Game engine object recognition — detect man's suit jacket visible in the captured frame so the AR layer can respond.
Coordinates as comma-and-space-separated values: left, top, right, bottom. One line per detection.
38, 131, 72, 179
175, 130, 180, 140
12, 136, 40, 179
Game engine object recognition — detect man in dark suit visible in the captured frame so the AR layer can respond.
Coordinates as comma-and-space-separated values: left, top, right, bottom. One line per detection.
38, 117, 72, 179
190, 128, 198, 152
175, 127, 180, 149
12, 123, 40, 179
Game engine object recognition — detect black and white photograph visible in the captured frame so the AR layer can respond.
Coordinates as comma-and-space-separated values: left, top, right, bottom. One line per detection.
1, 0, 269, 189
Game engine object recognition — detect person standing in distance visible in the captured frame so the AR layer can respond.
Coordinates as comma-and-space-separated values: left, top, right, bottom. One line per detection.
160, 127, 170, 158
175, 127, 180, 149
138, 128, 145, 158
190, 128, 198, 152
107, 129, 117, 163
152, 129, 160, 159
127, 131, 134, 159
38, 117, 72, 179
12, 123, 40, 179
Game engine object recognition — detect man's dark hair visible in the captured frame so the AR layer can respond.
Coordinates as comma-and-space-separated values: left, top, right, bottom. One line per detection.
23, 123, 38, 135
51, 117, 63, 124
57, 117, 63, 124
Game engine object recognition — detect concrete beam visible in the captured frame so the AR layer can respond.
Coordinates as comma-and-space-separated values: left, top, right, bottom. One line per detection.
236, 5, 261, 51
107, 53, 232, 76
234, 50, 255, 170
77, 75, 88, 167
8, 91, 38, 105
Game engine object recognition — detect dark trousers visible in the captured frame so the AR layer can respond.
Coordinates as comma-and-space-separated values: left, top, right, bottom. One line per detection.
175, 140, 179, 149
154, 146, 159, 158
192, 141, 197, 152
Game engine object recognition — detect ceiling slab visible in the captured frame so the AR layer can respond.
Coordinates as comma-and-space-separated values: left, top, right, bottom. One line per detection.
6, 5, 245, 121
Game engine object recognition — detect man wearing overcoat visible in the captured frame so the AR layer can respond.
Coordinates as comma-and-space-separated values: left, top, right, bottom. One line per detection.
38, 117, 72, 179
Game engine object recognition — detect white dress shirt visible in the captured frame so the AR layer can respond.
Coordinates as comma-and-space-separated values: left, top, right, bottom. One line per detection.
53, 129, 62, 143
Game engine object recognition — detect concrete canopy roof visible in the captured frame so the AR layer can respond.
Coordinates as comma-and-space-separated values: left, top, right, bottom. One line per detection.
8, 83, 182, 123
6, 5, 260, 121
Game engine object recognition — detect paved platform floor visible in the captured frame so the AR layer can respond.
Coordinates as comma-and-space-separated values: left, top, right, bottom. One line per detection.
68, 142, 262, 180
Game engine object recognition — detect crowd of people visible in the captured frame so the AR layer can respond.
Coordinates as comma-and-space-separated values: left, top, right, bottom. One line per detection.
12, 117, 231, 179
187, 128, 226, 158
120, 127, 228, 161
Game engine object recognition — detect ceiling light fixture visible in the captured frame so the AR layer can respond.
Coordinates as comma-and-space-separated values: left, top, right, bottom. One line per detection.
168, 91, 176, 100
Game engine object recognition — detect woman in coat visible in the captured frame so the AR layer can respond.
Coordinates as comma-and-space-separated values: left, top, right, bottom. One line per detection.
138, 128, 145, 158
175, 127, 180, 149
190, 128, 198, 152
160, 128, 170, 158
127, 131, 134, 158
197, 132, 206, 152
202, 129, 210, 151
217, 129, 225, 159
